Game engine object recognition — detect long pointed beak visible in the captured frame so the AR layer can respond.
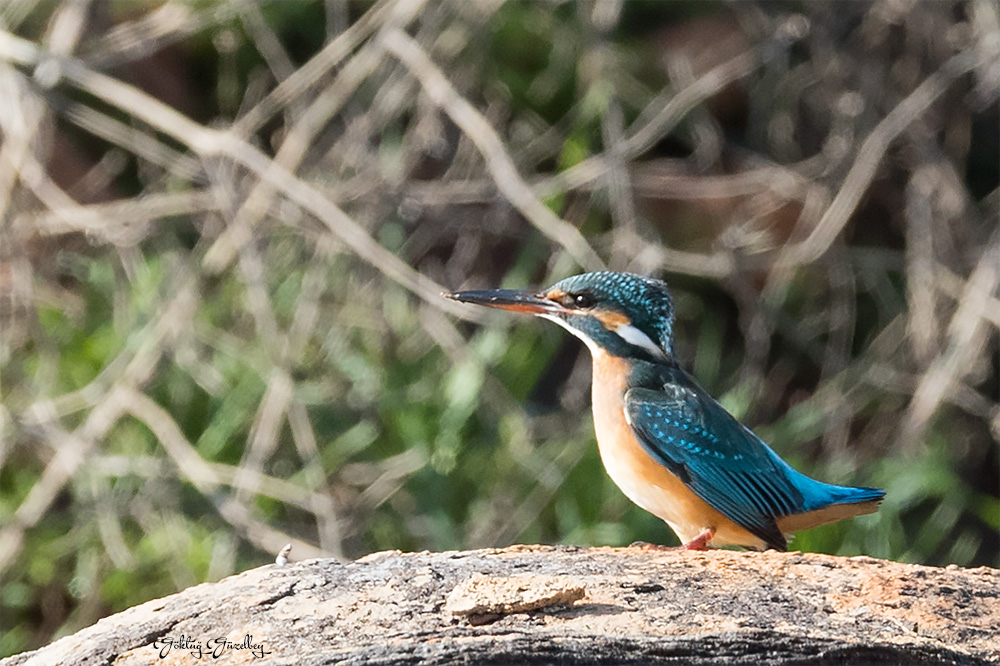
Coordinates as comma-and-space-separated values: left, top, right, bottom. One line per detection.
444, 289, 560, 315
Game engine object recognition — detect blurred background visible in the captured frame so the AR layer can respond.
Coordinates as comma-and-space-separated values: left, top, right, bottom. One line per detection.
0, 0, 997, 656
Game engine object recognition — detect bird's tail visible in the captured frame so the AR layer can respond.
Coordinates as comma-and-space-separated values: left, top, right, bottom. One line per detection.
807, 481, 885, 507
777, 478, 885, 533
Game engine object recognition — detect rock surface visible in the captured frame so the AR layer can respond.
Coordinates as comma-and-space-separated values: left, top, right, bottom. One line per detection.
2, 545, 997, 665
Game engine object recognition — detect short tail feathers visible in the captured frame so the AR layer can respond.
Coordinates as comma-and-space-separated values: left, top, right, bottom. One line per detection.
839, 485, 885, 504
775, 478, 885, 535
811, 483, 885, 509
772, 450, 885, 512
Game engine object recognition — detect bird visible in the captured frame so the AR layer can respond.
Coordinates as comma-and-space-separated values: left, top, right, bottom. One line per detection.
446, 271, 884, 551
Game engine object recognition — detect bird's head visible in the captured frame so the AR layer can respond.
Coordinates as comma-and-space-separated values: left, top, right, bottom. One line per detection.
447, 271, 676, 361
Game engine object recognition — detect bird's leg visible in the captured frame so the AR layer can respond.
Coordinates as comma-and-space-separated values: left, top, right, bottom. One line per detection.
680, 528, 715, 550
631, 528, 716, 551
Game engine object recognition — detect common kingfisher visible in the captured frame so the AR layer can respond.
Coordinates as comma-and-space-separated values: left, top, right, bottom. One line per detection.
447, 271, 884, 551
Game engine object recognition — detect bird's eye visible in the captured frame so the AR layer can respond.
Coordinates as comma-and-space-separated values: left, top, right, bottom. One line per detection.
572, 292, 595, 309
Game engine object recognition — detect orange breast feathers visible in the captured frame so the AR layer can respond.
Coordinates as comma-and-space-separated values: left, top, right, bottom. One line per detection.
588, 351, 768, 549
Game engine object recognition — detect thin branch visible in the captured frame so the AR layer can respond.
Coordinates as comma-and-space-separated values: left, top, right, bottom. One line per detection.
0, 26, 484, 322
382, 28, 606, 272
0, 388, 127, 574
232, 0, 404, 138
120, 388, 324, 560
774, 46, 996, 268
59, 100, 203, 181
14, 188, 222, 238
532, 45, 766, 199
903, 238, 1000, 441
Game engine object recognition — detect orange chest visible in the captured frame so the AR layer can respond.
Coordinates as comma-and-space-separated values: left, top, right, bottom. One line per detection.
589, 352, 671, 512
590, 352, 632, 449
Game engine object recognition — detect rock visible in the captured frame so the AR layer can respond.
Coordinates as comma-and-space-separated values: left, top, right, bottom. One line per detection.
2, 545, 997, 665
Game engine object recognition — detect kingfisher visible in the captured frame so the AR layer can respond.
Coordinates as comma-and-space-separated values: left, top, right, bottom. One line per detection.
446, 271, 884, 551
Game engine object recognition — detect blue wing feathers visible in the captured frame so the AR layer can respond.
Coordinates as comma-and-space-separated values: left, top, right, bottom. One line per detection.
625, 368, 884, 550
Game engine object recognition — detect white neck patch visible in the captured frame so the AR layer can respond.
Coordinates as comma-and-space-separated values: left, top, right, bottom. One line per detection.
614, 323, 667, 359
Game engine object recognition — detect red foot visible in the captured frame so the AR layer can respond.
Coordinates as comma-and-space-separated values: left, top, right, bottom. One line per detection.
630, 528, 716, 551
681, 528, 715, 550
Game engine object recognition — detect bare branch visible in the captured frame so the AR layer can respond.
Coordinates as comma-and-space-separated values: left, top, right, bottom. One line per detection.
775, 46, 997, 269
383, 28, 606, 272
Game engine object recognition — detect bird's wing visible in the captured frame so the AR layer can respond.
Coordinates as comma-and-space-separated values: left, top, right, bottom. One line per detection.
625, 380, 806, 550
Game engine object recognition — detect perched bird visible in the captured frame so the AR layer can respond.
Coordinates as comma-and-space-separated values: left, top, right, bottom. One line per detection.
447, 271, 884, 551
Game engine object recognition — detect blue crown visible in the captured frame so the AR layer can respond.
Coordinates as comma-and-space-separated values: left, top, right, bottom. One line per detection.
550, 271, 676, 356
